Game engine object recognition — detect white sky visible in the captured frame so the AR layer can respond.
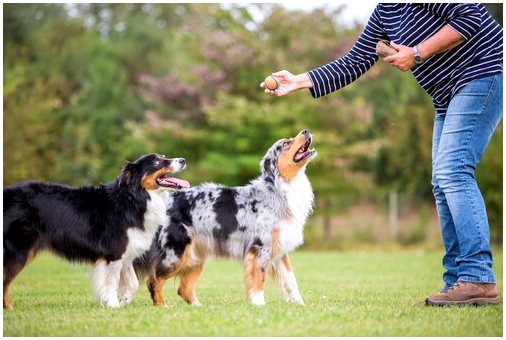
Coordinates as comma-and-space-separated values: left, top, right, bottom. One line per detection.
281, 1, 377, 25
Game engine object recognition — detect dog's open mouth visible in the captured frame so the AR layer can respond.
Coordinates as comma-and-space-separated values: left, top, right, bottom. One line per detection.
293, 136, 316, 163
156, 173, 190, 189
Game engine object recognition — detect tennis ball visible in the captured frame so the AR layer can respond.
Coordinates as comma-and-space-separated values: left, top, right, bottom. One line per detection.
264, 75, 279, 90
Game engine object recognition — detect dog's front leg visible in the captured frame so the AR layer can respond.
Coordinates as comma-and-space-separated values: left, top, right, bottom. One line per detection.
270, 254, 304, 305
118, 262, 139, 305
244, 247, 271, 306
92, 259, 122, 308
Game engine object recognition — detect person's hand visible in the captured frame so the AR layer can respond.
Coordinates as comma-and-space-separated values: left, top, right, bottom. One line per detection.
260, 70, 301, 96
383, 42, 416, 71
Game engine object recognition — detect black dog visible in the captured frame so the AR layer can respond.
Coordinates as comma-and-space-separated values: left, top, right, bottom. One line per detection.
3, 153, 189, 309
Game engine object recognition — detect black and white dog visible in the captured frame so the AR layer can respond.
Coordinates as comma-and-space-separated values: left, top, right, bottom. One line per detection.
137, 130, 316, 306
3, 153, 189, 309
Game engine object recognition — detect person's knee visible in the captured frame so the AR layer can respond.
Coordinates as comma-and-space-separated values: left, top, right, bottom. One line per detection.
431, 171, 441, 196
433, 160, 475, 193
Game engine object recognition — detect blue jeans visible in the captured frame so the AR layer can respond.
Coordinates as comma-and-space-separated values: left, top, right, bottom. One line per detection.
432, 73, 503, 292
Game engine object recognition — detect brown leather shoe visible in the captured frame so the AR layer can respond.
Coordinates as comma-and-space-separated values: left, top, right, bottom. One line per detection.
426, 281, 500, 306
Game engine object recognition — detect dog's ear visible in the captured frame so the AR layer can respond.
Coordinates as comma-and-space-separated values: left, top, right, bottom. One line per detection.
263, 158, 275, 181
118, 161, 134, 187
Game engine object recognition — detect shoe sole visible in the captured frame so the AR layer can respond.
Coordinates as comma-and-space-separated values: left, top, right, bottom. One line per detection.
425, 296, 501, 307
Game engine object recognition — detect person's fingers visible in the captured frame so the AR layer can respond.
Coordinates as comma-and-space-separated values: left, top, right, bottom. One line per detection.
383, 55, 395, 63
272, 70, 289, 78
275, 88, 288, 96
389, 41, 401, 49
260, 82, 265, 88
264, 88, 275, 96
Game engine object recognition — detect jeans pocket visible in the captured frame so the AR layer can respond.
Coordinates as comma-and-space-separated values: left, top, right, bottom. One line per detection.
449, 74, 500, 116
456, 75, 496, 96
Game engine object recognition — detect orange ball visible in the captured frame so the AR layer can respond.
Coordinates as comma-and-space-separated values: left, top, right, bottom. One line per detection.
264, 75, 279, 90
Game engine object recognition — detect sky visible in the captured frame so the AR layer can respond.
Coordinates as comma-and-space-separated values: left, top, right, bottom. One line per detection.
281, 1, 377, 26
238, 1, 378, 30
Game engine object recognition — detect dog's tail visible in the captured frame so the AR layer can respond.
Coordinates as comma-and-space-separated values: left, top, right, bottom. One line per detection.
132, 251, 151, 281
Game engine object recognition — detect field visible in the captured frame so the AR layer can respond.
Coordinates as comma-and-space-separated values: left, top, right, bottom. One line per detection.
3, 250, 502, 337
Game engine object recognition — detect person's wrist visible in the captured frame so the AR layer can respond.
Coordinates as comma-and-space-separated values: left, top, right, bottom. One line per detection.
294, 73, 312, 90
416, 43, 430, 61
413, 45, 424, 64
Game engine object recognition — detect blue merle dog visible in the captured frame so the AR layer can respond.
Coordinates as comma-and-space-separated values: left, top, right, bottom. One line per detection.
138, 130, 316, 306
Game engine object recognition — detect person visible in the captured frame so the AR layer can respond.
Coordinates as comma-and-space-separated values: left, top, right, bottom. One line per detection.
261, 3, 503, 306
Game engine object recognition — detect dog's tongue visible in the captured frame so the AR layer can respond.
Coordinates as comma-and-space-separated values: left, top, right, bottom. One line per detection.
163, 177, 190, 188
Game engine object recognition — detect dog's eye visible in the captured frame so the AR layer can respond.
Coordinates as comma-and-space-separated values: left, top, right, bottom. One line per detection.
283, 140, 292, 148
154, 159, 161, 166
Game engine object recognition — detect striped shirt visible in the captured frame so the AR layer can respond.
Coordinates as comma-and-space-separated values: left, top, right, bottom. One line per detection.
307, 3, 503, 115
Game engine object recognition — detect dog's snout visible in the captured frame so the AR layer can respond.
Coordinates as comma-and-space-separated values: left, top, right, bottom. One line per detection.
301, 129, 309, 135
170, 158, 186, 171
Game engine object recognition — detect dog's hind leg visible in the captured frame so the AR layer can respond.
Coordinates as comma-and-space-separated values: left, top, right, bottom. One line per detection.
270, 254, 304, 305
177, 261, 205, 306
147, 244, 192, 307
3, 247, 37, 309
244, 246, 271, 306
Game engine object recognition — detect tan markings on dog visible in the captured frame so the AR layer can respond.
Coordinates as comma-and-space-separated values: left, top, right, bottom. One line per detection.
177, 262, 205, 304
141, 168, 171, 191
3, 285, 12, 310
191, 236, 220, 261
26, 248, 37, 264
277, 133, 310, 182
271, 229, 281, 259
148, 244, 192, 306
281, 254, 292, 272
244, 249, 270, 296
3, 247, 38, 309
282, 207, 294, 222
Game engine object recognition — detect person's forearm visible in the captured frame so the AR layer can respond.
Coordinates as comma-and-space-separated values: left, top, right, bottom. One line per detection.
417, 24, 466, 60
295, 73, 313, 90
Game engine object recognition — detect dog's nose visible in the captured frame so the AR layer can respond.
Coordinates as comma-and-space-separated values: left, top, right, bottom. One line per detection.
301, 129, 309, 135
179, 158, 186, 165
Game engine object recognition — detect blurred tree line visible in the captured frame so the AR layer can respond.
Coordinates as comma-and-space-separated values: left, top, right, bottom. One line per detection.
3, 4, 502, 245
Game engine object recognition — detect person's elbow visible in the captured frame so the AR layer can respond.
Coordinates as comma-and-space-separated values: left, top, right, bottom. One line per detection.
448, 4, 482, 41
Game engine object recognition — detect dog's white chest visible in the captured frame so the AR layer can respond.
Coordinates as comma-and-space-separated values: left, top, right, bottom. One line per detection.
277, 172, 313, 253
124, 190, 168, 262
278, 224, 304, 253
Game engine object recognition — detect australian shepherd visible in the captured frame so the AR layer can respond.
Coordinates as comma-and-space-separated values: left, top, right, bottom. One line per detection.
137, 130, 316, 306
3, 153, 189, 309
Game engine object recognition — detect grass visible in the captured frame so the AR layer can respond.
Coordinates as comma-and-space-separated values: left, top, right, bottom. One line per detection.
3, 250, 502, 337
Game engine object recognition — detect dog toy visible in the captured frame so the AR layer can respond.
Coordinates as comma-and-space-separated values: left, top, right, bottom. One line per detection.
376, 40, 398, 58
264, 75, 279, 90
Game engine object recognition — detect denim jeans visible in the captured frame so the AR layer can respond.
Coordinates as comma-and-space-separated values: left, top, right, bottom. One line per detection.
432, 73, 503, 292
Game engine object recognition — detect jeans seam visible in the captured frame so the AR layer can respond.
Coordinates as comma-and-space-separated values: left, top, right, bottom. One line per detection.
457, 87, 489, 281
456, 113, 480, 279
482, 75, 497, 110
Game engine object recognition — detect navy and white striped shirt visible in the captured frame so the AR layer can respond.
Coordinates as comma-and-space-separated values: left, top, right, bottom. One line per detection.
307, 3, 503, 115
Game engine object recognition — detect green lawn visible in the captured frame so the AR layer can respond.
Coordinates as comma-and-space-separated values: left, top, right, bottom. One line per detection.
3, 250, 502, 336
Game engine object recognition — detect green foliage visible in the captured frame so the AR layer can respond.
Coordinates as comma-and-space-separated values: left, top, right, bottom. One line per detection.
3, 4, 502, 245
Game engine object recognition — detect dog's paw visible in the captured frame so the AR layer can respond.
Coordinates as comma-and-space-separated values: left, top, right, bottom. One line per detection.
250, 292, 265, 306
119, 295, 134, 306
106, 298, 121, 308
292, 298, 305, 305
190, 299, 203, 307
287, 294, 304, 305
